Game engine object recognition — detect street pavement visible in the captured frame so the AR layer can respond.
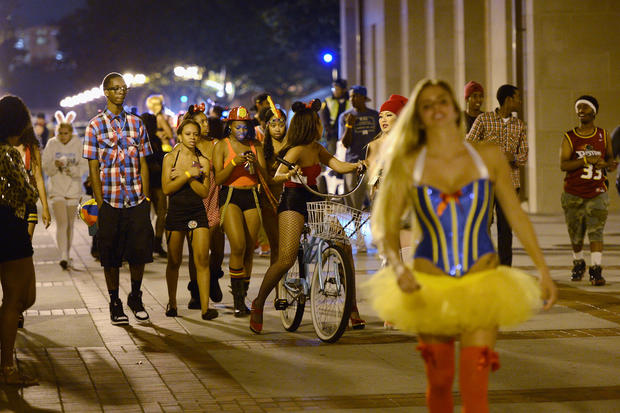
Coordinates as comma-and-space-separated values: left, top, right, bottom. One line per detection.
4, 213, 620, 412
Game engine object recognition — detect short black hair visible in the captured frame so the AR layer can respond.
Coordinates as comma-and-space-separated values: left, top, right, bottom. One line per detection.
102, 72, 124, 89
496, 84, 518, 106
0, 95, 32, 142
575, 95, 599, 113
333, 78, 347, 89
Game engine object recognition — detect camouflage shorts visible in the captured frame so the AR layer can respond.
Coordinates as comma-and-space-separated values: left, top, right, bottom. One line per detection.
561, 192, 609, 244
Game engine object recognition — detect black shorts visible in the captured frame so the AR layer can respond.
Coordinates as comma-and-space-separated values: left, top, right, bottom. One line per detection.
219, 186, 258, 212
97, 201, 154, 268
0, 206, 33, 263
278, 186, 321, 221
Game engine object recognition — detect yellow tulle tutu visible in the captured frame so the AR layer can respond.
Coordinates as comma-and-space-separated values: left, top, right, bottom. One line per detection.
364, 265, 541, 336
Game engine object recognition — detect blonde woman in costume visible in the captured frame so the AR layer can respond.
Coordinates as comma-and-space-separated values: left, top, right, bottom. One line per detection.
367, 79, 557, 413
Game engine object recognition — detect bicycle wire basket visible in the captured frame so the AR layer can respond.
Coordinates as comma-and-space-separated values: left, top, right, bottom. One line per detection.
307, 201, 371, 244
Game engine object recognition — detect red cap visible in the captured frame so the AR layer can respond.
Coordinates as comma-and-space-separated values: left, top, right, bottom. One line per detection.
379, 94, 408, 115
225, 106, 252, 121
464, 81, 484, 100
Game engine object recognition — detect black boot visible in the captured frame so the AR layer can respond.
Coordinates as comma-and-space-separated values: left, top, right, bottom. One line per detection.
231, 278, 247, 318
570, 259, 585, 281
243, 276, 251, 315
589, 265, 606, 286
187, 280, 201, 309
154, 237, 167, 258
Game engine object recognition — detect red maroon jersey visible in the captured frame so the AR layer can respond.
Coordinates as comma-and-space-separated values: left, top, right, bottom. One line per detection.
563, 127, 608, 198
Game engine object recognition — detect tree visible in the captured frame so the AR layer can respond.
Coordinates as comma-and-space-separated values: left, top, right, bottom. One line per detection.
56, 0, 339, 100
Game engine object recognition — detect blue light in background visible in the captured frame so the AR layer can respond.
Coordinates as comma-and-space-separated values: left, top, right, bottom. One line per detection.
180, 95, 188, 103
322, 53, 333, 63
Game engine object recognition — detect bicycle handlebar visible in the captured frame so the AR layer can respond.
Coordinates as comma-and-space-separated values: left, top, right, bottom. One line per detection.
276, 156, 366, 199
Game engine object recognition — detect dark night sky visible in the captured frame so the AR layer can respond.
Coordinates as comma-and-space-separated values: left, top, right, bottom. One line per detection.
8, 0, 85, 27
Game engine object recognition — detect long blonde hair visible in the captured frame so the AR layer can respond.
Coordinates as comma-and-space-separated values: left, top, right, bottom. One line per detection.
371, 79, 463, 249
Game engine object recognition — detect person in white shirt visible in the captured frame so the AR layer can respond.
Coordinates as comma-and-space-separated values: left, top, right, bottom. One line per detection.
42, 111, 88, 269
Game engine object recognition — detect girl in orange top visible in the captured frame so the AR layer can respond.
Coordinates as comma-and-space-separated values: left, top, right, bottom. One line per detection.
213, 106, 270, 316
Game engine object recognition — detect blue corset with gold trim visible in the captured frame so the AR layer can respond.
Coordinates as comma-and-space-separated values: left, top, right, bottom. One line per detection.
412, 178, 495, 277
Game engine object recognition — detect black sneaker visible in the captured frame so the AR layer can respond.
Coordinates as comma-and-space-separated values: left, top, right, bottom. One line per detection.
589, 265, 606, 286
127, 291, 150, 321
110, 299, 129, 325
570, 259, 586, 281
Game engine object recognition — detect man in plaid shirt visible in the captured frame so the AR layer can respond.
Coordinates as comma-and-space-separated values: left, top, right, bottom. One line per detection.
83, 72, 154, 325
467, 84, 528, 266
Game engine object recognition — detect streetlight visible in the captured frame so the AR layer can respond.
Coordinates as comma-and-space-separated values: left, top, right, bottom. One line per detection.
320, 51, 338, 81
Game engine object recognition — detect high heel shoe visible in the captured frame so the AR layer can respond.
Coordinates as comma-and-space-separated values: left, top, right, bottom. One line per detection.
249, 299, 263, 334
1, 366, 38, 386
350, 306, 366, 330
165, 304, 178, 317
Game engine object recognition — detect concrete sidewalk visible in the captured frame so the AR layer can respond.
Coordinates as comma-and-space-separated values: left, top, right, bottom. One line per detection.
4, 213, 620, 412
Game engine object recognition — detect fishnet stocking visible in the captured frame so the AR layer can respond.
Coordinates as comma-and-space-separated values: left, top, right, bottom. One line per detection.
254, 211, 305, 308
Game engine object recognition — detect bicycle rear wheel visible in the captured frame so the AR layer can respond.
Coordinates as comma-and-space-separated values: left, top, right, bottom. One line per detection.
310, 244, 353, 343
277, 246, 306, 331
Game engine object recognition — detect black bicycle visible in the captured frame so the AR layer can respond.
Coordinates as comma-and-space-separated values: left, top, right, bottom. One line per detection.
274, 158, 369, 343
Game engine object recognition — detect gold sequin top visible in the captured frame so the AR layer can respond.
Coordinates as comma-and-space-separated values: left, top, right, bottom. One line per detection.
0, 143, 39, 219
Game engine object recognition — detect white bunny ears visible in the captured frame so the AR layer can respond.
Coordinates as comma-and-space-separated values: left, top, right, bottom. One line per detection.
55, 110, 76, 125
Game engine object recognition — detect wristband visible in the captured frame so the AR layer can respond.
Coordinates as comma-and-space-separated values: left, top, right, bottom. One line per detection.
184, 170, 192, 179
145, 197, 150, 202
231, 159, 237, 166
583, 157, 588, 166
345, 124, 353, 129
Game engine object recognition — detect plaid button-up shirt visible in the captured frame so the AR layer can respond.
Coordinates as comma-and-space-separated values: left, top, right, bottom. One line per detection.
466, 109, 528, 188
83, 108, 152, 208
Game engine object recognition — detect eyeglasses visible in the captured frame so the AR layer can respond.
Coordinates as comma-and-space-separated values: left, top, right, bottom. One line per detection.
106, 86, 128, 93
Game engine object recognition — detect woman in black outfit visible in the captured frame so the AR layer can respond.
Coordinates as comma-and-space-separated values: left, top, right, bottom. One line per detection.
162, 119, 217, 320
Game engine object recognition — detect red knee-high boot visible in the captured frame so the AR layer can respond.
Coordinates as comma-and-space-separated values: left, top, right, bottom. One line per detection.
459, 346, 500, 413
417, 341, 455, 413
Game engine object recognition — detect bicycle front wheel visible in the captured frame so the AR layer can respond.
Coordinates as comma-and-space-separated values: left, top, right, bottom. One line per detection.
310, 245, 353, 343
277, 247, 305, 331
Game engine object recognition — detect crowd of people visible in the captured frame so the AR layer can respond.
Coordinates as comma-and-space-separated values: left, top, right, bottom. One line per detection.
1, 70, 618, 412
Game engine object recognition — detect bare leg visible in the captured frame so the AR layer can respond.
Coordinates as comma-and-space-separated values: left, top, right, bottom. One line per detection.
103, 267, 120, 291
262, 205, 280, 266
0, 257, 36, 367
129, 264, 145, 283
191, 228, 211, 313
222, 205, 247, 271
165, 231, 185, 309
242, 208, 261, 285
